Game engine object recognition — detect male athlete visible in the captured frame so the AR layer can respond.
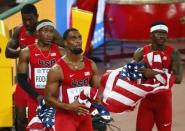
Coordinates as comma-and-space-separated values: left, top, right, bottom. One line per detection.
134, 21, 183, 131
5, 4, 63, 130
17, 19, 65, 123
5, 4, 38, 130
45, 28, 100, 131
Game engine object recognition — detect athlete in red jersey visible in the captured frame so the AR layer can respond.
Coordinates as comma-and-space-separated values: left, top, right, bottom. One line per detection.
17, 19, 65, 122
134, 22, 183, 131
45, 28, 100, 131
5, 4, 38, 58
5, 4, 38, 131
6, 4, 63, 130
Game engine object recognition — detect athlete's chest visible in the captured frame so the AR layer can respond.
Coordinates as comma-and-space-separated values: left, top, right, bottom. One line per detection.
30, 49, 60, 68
19, 31, 37, 49
63, 69, 92, 88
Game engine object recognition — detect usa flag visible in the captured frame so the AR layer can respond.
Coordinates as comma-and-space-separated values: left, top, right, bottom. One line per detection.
79, 51, 176, 113
27, 116, 55, 131
27, 98, 55, 131
100, 51, 176, 113
119, 63, 146, 83
28, 50, 176, 130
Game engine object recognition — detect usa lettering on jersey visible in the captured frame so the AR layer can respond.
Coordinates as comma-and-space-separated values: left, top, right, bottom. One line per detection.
39, 59, 56, 67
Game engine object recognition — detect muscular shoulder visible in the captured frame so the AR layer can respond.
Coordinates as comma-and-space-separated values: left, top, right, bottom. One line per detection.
51, 64, 62, 71
12, 26, 21, 38
48, 64, 63, 81
19, 47, 30, 62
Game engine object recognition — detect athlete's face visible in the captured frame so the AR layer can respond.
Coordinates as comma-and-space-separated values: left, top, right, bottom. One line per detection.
22, 13, 38, 32
38, 26, 55, 45
151, 30, 168, 47
65, 31, 83, 54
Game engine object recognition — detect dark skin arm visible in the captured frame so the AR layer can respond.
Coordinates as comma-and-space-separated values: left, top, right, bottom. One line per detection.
171, 49, 183, 84
17, 48, 42, 101
45, 64, 89, 115
17, 48, 29, 74
89, 60, 100, 88
5, 27, 21, 58
89, 60, 102, 103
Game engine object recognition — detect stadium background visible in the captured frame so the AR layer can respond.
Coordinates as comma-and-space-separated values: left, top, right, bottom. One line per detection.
0, 0, 184, 130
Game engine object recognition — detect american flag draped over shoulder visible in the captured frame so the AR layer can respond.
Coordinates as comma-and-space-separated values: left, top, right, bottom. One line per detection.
99, 51, 176, 113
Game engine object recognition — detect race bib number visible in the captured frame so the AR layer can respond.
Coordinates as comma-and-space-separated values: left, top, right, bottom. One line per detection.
34, 68, 50, 89
67, 87, 84, 103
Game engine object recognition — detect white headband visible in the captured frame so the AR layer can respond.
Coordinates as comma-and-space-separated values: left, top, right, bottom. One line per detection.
150, 24, 168, 33
36, 22, 54, 31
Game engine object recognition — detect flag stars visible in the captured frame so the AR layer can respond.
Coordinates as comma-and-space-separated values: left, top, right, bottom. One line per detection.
120, 63, 146, 80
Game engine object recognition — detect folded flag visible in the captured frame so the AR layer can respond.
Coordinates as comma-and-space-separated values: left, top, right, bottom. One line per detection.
27, 97, 55, 130
36, 97, 55, 129
27, 116, 55, 131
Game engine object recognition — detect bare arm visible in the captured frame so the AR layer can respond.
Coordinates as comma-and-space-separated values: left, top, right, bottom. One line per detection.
45, 64, 64, 108
89, 60, 102, 103
17, 48, 40, 101
5, 27, 20, 58
17, 47, 29, 73
90, 60, 100, 88
171, 49, 183, 84
45, 64, 89, 114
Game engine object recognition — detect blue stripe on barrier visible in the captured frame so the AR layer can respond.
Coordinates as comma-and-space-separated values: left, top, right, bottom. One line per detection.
55, 0, 67, 35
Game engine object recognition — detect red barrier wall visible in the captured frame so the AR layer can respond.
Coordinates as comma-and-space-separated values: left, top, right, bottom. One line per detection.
105, 2, 185, 40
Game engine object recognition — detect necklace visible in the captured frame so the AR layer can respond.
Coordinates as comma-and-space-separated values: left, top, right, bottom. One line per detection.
36, 40, 51, 58
66, 56, 83, 69
38, 48, 51, 58
37, 43, 51, 58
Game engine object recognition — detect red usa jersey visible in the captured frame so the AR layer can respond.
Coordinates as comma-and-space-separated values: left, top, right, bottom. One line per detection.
28, 44, 61, 95
19, 25, 38, 49
57, 57, 93, 104
143, 45, 173, 73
